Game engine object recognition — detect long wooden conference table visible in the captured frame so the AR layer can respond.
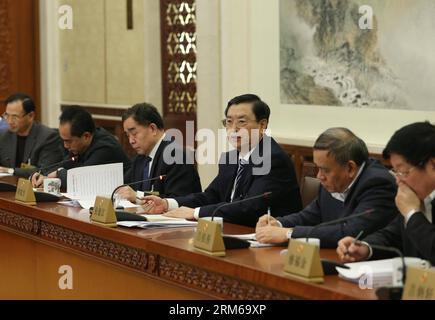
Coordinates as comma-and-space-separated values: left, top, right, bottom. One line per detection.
0, 176, 377, 300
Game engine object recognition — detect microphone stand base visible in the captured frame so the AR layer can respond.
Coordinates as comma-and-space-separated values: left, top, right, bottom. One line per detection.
193, 246, 225, 257
90, 220, 118, 228
375, 286, 403, 300
283, 272, 324, 284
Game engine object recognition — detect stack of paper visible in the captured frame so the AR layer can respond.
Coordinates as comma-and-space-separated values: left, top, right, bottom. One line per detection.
62, 163, 125, 208
336, 257, 431, 288
117, 215, 197, 229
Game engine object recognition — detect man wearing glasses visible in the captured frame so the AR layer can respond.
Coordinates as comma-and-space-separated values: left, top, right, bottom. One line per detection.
139, 94, 302, 227
0, 93, 63, 177
337, 122, 435, 265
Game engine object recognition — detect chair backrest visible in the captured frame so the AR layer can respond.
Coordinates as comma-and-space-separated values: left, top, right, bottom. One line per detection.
300, 176, 321, 208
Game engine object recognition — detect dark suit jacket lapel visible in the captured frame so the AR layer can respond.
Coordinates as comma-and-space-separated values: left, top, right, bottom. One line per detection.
432, 198, 435, 224
7, 132, 17, 167
149, 139, 168, 178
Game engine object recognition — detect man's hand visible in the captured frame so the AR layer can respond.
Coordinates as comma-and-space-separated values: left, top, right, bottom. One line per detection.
255, 226, 290, 244
114, 186, 136, 203
395, 181, 422, 216
163, 207, 195, 220
337, 236, 370, 262
31, 172, 46, 188
256, 214, 280, 229
140, 195, 168, 214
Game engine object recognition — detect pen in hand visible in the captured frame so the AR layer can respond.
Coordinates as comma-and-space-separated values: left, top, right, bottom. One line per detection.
345, 230, 364, 256
267, 207, 271, 226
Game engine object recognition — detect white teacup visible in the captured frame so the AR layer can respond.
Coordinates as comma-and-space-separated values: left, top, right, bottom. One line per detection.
201, 216, 224, 231
294, 237, 320, 247
43, 178, 61, 195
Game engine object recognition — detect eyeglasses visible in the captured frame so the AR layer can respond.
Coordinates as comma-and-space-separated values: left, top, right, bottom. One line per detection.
2, 112, 29, 122
389, 166, 418, 179
222, 118, 257, 129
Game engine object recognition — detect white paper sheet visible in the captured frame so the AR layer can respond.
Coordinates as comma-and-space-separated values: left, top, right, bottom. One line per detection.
117, 219, 197, 228
64, 163, 124, 206
0, 173, 12, 177
223, 233, 257, 241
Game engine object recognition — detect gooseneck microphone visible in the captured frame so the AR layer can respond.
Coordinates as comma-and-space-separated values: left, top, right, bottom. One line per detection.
302, 208, 374, 275
207, 192, 272, 250
210, 191, 272, 221
370, 245, 406, 282
370, 244, 407, 300
110, 175, 166, 204
305, 208, 374, 242
28, 156, 77, 181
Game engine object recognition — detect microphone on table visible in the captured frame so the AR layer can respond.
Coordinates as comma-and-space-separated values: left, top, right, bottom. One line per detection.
305, 209, 374, 242
370, 244, 406, 301
209, 192, 272, 249
29, 156, 78, 181
106, 175, 166, 222
110, 175, 166, 204
303, 208, 374, 275
0, 156, 77, 192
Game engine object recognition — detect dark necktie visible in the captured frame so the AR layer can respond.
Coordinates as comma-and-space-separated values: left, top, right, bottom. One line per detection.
141, 156, 152, 191
232, 159, 249, 201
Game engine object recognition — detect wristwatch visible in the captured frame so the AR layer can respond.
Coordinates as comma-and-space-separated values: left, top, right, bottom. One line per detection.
7, 168, 14, 175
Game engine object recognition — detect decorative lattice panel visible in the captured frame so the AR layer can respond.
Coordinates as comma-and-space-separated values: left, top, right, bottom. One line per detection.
161, 0, 197, 115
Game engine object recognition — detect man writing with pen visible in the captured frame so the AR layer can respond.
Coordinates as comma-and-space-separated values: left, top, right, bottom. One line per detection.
337, 122, 435, 265
255, 128, 398, 248
32, 105, 130, 188
0, 93, 63, 178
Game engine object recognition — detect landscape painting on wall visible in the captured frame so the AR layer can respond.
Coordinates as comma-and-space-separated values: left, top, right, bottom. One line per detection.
280, 0, 435, 111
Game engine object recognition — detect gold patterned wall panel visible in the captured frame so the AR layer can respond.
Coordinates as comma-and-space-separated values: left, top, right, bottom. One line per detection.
105, 0, 145, 105
60, 0, 106, 103
0, 0, 12, 98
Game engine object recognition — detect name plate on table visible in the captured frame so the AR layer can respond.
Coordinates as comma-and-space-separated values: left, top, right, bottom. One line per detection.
402, 266, 435, 300
284, 239, 324, 283
193, 218, 225, 257
15, 178, 36, 205
90, 196, 117, 228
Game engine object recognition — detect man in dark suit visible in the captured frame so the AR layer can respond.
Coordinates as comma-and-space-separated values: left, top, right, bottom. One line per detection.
32, 105, 130, 188
0, 93, 63, 177
114, 103, 201, 200
256, 128, 398, 248
141, 94, 302, 227
337, 122, 435, 264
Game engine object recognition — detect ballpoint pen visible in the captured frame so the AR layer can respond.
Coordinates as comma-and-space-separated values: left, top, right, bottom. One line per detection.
352, 230, 364, 245
267, 207, 271, 226
344, 230, 364, 256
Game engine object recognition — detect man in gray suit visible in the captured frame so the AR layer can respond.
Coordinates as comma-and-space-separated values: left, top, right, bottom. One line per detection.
0, 93, 63, 177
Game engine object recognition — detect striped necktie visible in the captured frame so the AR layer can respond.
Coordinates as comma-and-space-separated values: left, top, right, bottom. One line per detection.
232, 158, 249, 201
